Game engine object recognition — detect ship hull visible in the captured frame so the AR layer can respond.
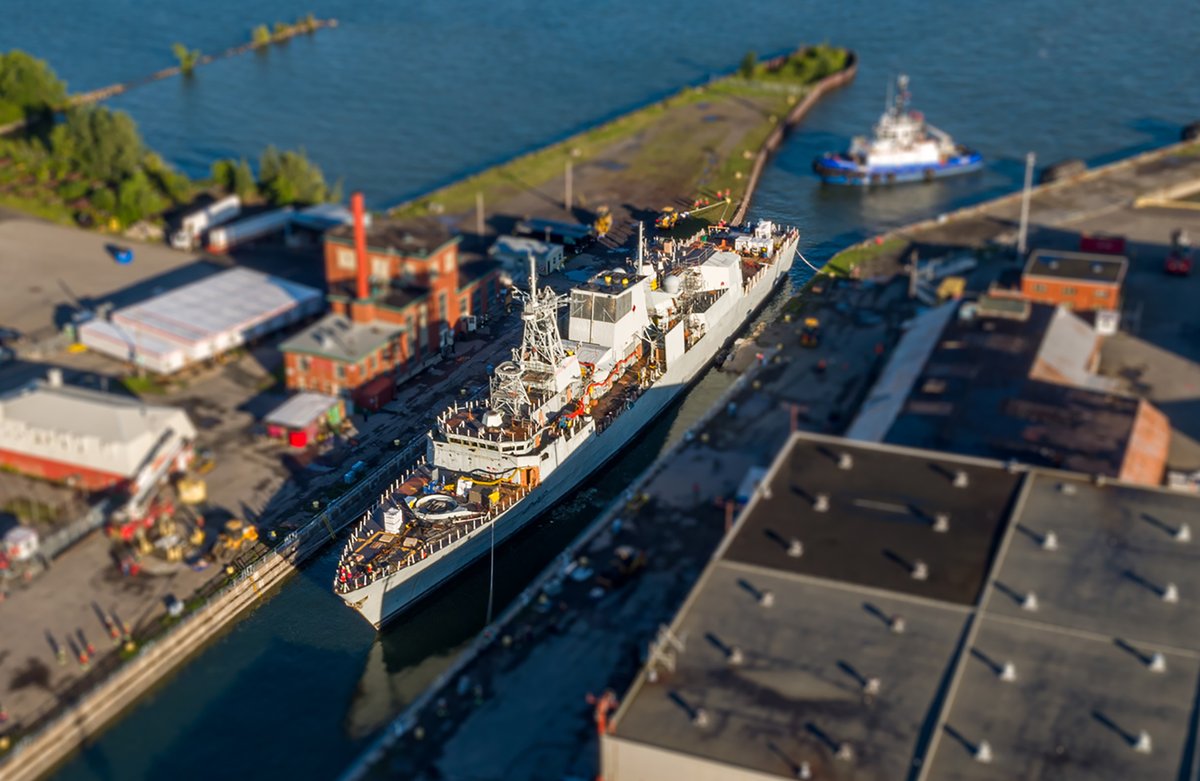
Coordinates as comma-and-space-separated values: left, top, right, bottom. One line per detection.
338, 236, 797, 628
812, 151, 983, 186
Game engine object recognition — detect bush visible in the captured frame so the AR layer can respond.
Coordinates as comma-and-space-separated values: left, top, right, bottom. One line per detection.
57, 179, 89, 201
739, 51, 757, 79
0, 50, 67, 125
252, 25, 272, 48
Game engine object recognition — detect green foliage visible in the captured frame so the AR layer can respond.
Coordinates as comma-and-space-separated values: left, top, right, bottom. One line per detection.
252, 25, 272, 48
0, 50, 67, 125
739, 51, 757, 79
57, 178, 90, 202
116, 170, 168, 227
210, 158, 235, 190
231, 158, 257, 199
273, 22, 289, 39
53, 105, 144, 184
90, 187, 116, 214
259, 147, 329, 205
144, 153, 193, 204
301, 13, 317, 32
172, 43, 202, 75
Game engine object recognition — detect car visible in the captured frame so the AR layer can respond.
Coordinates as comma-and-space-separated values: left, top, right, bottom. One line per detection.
1165, 251, 1193, 277
0, 326, 20, 343
105, 243, 134, 264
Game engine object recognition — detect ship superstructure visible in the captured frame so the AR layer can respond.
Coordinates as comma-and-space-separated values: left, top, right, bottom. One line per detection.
813, 74, 982, 185
334, 219, 798, 627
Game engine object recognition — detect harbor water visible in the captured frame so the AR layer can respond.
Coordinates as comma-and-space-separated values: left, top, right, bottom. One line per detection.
1, 0, 1196, 778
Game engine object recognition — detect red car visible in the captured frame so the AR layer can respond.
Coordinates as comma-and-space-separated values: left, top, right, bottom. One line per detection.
1165, 251, 1193, 276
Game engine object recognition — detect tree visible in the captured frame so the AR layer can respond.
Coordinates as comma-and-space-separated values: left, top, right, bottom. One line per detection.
0, 50, 68, 125
53, 106, 144, 184
252, 25, 272, 48
259, 147, 328, 205
144, 152, 192, 204
231, 158, 257, 200
172, 43, 202, 76
210, 158, 236, 191
258, 145, 282, 184
115, 170, 167, 227
739, 51, 757, 79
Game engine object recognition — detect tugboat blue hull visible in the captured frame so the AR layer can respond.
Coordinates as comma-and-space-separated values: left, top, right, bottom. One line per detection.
813, 151, 984, 186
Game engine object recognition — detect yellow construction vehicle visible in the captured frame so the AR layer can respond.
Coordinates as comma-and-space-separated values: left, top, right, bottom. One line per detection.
593, 205, 613, 237
655, 206, 678, 230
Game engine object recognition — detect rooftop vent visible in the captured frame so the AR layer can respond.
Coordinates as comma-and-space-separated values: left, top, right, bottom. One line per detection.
759, 590, 775, 608
1134, 731, 1152, 754
836, 743, 855, 762
1058, 482, 1077, 496
1091, 262, 1104, 275
1149, 652, 1166, 673
1093, 473, 1108, 487
692, 707, 709, 728
911, 561, 929, 581
890, 615, 907, 634
999, 661, 1017, 682
1175, 523, 1191, 543
797, 761, 812, 779
838, 452, 854, 470
727, 646, 744, 666
813, 493, 830, 513
975, 741, 994, 763
862, 677, 881, 696
953, 470, 969, 488
1042, 531, 1059, 551
1162, 583, 1179, 604
47, 368, 63, 388
787, 539, 804, 558
1021, 591, 1039, 611
933, 513, 950, 533
977, 294, 1031, 322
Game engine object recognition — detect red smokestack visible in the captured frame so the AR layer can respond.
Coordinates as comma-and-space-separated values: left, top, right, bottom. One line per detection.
352, 191, 369, 300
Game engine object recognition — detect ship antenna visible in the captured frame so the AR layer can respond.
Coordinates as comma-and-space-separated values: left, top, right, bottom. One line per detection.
637, 221, 645, 266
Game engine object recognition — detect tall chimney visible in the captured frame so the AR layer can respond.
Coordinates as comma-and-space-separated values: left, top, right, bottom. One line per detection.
352, 191, 369, 300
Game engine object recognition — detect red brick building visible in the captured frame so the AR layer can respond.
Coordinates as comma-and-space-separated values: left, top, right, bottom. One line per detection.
281, 194, 500, 409
1021, 249, 1127, 311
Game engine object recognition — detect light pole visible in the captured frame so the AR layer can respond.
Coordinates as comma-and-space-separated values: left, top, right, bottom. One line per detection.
1017, 151, 1036, 257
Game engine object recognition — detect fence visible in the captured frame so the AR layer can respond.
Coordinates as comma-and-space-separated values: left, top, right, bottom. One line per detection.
0, 432, 426, 781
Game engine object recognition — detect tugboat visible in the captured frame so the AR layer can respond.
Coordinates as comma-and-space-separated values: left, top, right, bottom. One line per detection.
813, 74, 982, 186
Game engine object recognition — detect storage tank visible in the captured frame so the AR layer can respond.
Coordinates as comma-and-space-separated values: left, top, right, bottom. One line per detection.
663, 275, 682, 294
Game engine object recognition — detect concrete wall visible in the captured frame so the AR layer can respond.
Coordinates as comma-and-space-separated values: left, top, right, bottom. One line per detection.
1021, 276, 1118, 311
731, 52, 859, 226
602, 735, 786, 781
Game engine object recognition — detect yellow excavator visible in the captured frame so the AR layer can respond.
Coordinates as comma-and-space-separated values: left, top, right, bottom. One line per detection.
655, 194, 734, 232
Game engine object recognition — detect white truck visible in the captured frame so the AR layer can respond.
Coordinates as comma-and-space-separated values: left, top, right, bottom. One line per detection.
206, 207, 295, 253
170, 195, 242, 250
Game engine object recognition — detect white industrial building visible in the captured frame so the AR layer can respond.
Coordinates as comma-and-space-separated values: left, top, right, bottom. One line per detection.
79, 267, 323, 374
0, 372, 196, 508
488, 235, 565, 276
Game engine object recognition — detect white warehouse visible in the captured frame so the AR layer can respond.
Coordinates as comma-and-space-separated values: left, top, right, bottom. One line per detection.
79, 267, 323, 374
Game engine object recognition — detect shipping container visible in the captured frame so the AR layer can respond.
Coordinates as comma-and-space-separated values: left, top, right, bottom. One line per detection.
206, 207, 295, 253
1079, 233, 1126, 255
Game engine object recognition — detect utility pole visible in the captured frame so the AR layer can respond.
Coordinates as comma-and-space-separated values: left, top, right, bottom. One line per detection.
564, 159, 573, 212
475, 191, 485, 236
1017, 151, 1036, 257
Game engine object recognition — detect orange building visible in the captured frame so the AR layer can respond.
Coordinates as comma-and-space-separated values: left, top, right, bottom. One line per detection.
281, 193, 500, 410
1021, 249, 1127, 311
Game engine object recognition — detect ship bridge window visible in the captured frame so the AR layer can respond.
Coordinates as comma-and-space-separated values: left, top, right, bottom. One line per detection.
571, 291, 593, 319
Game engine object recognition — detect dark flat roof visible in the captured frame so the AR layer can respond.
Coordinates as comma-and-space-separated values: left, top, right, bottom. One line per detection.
884, 301, 1141, 477
1024, 248, 1127, 285
720, 436, 1021, 606
328, 217, 457, 258
458, 258, 501, 289
609, 434, 1200, 781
